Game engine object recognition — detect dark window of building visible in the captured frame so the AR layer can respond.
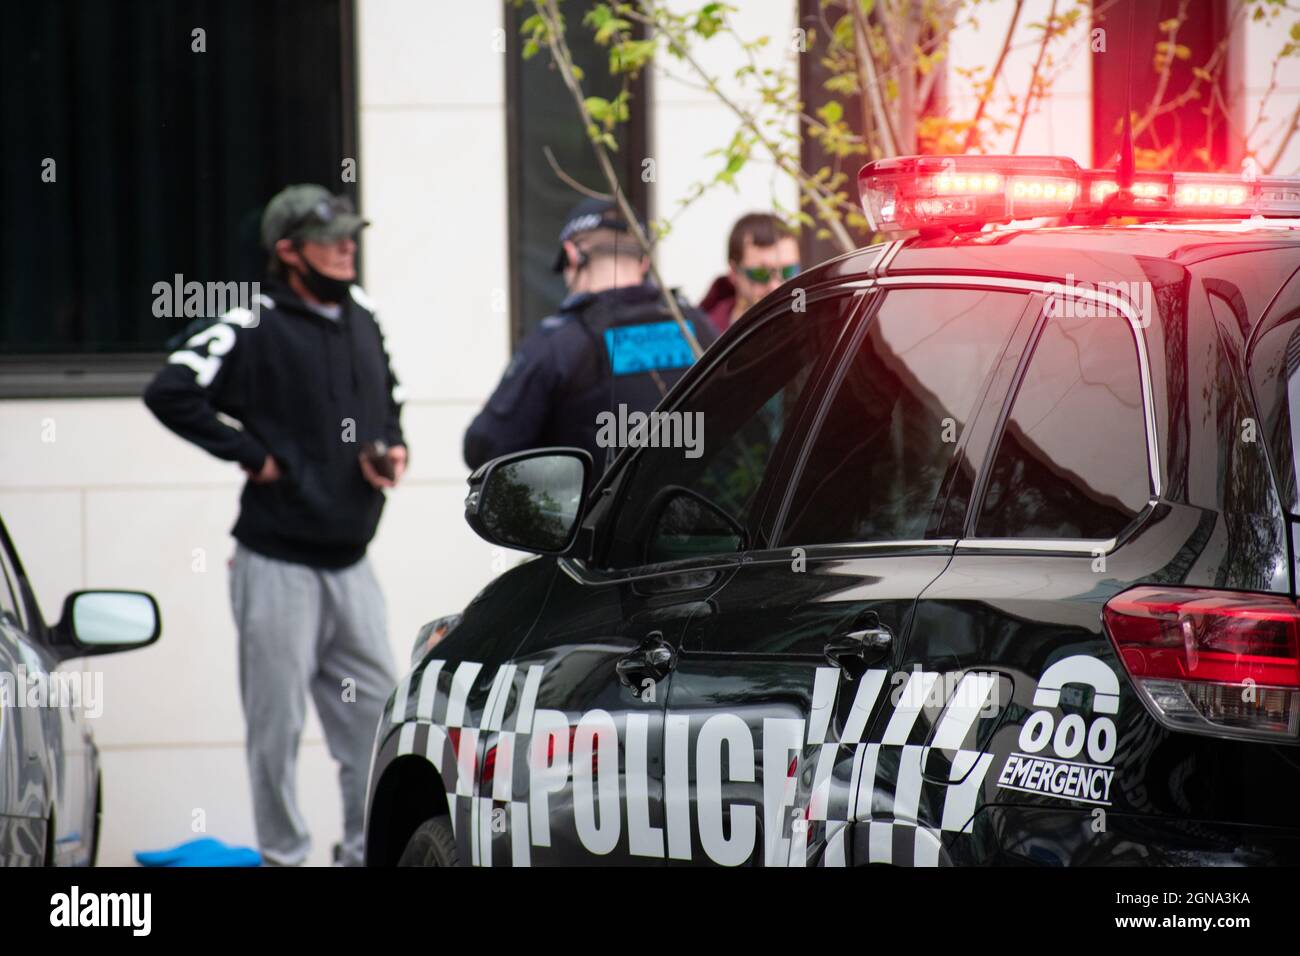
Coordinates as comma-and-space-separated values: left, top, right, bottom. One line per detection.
505, 2, 651, 346
977, 309, 1151, 540
1091, 0, 1235, 170
1, 0, 357, 397
779, 289, 1023, 546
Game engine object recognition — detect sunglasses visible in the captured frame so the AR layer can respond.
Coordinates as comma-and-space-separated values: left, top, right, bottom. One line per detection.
741, 264, 801, 283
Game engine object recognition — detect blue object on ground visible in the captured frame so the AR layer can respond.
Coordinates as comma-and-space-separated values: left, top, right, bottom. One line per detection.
134, 837, 262, 867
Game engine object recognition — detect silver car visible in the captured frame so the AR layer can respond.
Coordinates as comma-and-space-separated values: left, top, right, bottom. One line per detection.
0, 516, 159, 866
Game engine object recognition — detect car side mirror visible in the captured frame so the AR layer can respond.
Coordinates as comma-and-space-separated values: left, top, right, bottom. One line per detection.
55, 590, 161, 657
465, 448, 592, 555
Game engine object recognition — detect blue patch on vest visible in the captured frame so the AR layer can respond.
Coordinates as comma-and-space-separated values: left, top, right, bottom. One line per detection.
604, 321, 695, 376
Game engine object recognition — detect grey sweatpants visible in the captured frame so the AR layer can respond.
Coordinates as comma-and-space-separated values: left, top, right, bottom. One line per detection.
229, 544, 396, 866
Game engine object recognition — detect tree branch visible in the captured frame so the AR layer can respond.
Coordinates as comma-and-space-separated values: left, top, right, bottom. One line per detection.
1011, 0, 1058, 154
543, 146, 612, 200
963, 0, 1024, 151
625, 1, 858, 253
534, 0, 703, 358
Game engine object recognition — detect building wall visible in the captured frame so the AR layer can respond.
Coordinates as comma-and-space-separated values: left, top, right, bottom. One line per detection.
1237, 9, 1300, 174
0, 0, 511, 867
0, 0, 1293, 867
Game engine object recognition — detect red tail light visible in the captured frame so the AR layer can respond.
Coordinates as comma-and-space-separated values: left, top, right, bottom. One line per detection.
1103, 587, 1300, 739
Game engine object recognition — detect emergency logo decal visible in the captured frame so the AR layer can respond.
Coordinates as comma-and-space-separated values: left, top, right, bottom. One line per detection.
996, 654, 1120, 806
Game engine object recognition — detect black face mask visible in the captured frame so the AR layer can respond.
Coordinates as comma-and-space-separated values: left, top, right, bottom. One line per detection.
292, 254, 352, 305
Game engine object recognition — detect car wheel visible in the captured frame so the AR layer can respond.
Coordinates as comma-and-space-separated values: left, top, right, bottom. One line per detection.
397, 816, 458, 867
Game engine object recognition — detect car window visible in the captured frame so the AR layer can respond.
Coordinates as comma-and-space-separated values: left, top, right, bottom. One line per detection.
602, 294, 857, 568
778, 288, 1025, 546
976, 306, 1150, 540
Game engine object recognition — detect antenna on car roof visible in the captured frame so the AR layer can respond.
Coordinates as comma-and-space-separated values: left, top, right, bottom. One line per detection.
1115, 0, 1138, 193
1117, 100, 1135, 192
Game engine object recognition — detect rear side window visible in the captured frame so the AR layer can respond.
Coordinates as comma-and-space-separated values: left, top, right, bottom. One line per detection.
977, 308, 1150, 540
778, 288, 1024, 546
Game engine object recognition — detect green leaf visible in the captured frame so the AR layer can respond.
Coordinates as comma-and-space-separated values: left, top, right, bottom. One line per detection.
585, 97, 611, 124
583, 5, 612, 30
610, 38, 655, 74
817, 100, 844, 124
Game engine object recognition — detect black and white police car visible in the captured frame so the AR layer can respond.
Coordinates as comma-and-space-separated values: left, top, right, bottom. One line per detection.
366, 154, 1300, 866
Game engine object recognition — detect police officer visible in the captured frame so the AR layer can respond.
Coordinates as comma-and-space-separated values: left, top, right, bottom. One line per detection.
463, 198, 716, 475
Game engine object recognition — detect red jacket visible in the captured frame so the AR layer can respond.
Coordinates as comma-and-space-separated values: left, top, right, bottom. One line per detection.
699, 275, 737, 335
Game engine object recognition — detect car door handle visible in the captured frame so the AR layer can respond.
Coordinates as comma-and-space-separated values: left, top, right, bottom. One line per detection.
825, 621, 892, 676
616, 632, 677, 689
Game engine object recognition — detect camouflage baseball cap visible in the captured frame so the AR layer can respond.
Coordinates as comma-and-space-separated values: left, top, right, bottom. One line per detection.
260, 184, 368, 250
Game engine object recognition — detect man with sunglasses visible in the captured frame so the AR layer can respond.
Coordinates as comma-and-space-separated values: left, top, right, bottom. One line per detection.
699, 212, 801, 334
144, 184, 405, 866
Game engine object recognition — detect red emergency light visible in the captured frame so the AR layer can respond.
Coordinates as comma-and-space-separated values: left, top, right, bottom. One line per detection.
859, 155, 1300, 234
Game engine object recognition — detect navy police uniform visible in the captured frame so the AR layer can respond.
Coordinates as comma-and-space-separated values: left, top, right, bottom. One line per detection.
463, 281, 716, 475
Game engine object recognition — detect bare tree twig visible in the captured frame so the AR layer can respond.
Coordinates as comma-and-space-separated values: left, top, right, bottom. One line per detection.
1132, 0, 1189, 140
963, 0, 1024, 151
852, 1, 899, 157
1266, 95, 1300, 174
543, 146, 612, 200
534, 0, 703, 358
1011, 0, 1058, 154
623, 1, 858, 253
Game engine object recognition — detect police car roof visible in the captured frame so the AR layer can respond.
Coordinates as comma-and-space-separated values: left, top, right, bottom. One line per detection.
801, 220, 1300, 294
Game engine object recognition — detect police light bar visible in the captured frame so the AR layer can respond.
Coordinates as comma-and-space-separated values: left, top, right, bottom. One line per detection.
859, 155, 1300, 233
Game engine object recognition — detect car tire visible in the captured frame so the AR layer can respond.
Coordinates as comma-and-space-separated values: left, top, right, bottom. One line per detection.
397, 816, 458, 867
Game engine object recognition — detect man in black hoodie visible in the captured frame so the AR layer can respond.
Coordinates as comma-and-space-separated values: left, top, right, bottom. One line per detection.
144, 185, 405, 866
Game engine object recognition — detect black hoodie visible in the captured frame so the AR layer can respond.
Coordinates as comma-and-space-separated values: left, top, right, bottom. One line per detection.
144, 280, 406, 569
